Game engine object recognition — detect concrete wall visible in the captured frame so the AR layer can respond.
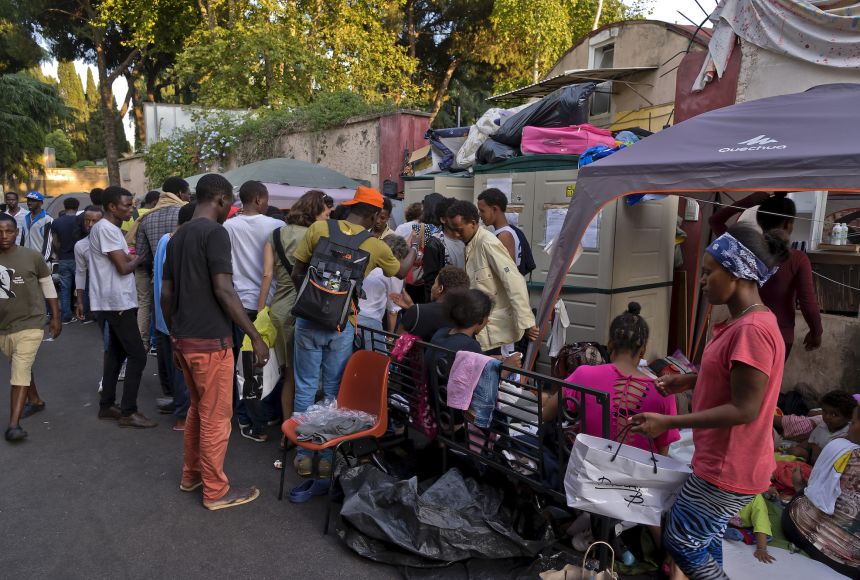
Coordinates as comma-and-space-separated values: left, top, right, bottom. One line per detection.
6, 167, 109, 197
783, 313, 860, 397
118, 156, 147, 196
274, 117, 380, 188
545, 21, 705, 122
735, 38, 860, 103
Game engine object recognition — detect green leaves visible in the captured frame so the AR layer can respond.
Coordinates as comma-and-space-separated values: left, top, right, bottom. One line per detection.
46, 129, 77, 166
0, 73, 66, 179
491, 0, 646, 89
173, 0, 424, 110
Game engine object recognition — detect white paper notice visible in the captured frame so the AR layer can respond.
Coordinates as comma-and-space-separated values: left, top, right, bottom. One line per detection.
582, 211, 601, 249
544, 208, 567, 245
486, 177, 513, 203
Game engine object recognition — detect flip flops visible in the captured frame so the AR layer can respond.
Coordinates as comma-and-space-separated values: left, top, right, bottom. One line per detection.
21, 401, 46, 418
288, 479, 331, 503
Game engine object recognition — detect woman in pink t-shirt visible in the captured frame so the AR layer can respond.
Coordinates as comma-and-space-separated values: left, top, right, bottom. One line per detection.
633, 224, 788, 580
543, 302, 680, 454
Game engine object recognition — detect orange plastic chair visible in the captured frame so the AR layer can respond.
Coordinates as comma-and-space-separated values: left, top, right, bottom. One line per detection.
277, 350, 390, 533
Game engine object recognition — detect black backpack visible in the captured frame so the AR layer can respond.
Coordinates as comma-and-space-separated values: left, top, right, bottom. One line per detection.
291, 220, 372, 331
512, 225, 536, 277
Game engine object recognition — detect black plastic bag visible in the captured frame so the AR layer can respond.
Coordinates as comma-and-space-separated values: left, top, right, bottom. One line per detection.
338, 465, 546, 563
493, 83, 597, 147
476, 138, 518, 165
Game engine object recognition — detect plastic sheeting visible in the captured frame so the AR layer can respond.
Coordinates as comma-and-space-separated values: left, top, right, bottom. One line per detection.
493, 83, 596, 147
337, 465, 547, 565
456, 104, 531, 169
694, 0, 860, 91
476, 138, 519, 165
425, 127, 470, 173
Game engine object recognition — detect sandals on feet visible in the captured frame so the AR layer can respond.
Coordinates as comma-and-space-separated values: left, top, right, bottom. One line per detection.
21, 401, 46, 418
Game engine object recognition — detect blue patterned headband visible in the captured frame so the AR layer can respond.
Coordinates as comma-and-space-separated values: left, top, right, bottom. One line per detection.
706, 233, 778, 287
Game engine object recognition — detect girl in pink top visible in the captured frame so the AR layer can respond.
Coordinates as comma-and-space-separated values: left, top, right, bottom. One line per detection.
546, 302, 680, 454
633, 224, 787, 580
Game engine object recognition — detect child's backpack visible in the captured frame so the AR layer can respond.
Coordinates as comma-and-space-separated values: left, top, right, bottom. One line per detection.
291, 220, 372, 331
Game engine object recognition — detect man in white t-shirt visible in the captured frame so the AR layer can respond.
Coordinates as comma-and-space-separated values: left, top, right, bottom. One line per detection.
73, 205, 103, 321
223, 180, 284, 441
477, 187, 520, 267
88, 187, 156, 429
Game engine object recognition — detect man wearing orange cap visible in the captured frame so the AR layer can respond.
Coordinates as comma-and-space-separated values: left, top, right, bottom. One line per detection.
290, 186, 415, 477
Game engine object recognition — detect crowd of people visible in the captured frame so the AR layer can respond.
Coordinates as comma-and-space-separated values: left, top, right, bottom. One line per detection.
1, 180, 857, 577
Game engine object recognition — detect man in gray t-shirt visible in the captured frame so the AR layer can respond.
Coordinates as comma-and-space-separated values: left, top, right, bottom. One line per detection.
87, 187, 155, 429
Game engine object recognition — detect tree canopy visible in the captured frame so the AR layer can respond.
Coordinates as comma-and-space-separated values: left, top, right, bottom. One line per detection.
3, 0, 650, 184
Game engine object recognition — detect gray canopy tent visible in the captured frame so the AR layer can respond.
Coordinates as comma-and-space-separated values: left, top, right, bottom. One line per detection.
185, 158, 360, 190
532, 84, 860, 365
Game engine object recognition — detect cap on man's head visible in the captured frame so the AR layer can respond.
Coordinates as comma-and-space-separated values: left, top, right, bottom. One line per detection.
26, 191, 45, 202
342, 186, 383, 208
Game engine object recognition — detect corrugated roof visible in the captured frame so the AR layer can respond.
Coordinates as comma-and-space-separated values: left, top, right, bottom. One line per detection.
488, 66, 658, 102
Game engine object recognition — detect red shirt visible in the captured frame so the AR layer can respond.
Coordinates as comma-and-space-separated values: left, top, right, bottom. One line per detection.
759, 249, 822, 345
691, 311, 785, 494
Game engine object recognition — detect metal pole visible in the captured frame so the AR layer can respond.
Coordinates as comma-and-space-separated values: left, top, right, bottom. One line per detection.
457, 106, 461, 127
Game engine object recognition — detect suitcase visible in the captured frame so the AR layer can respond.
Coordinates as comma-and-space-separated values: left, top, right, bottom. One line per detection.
521, 124, 616, 155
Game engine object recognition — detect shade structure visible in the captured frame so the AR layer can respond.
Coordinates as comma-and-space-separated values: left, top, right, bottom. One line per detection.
263, 183, 357, 210
489, 66, 658, 102
533, 84, 860, 364
185, 158, 360, 191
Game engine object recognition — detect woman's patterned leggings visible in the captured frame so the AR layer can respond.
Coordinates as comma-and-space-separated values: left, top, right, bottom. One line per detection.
664, 474, 755, 580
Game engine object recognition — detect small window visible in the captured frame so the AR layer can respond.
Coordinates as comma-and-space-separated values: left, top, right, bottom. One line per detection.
590, 44, 614, 117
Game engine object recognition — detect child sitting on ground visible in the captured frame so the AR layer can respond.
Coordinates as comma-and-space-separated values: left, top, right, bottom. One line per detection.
784, 390, 856, 464
725, 494, 775, 564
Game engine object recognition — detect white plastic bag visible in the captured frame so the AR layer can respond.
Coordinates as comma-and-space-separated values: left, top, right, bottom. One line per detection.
564, 433, 692, 526
235, 348, 279, 400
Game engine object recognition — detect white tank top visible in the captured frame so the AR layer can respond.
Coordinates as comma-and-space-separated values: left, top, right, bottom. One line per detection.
494, 225, 521, 267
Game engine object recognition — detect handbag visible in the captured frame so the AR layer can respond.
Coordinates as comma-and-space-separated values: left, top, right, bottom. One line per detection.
564, 427, 692, 526
539, 541, 618, 580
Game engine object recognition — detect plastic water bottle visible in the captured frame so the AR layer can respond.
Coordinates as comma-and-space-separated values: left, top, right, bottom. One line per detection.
329, 270, 342, 291
831, 224, 842, 245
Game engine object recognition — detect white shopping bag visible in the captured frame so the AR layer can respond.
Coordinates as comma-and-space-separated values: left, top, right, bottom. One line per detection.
236, 348, 279, 400
564, 433, 692, 526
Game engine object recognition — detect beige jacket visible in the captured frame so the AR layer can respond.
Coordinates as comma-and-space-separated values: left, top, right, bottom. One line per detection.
465, 226, 535, 351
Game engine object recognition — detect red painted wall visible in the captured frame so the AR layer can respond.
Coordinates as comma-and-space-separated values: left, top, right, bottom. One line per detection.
378, 112, 431, 192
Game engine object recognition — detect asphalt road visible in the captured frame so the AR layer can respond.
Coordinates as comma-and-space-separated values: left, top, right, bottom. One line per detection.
0, 321, 399, 580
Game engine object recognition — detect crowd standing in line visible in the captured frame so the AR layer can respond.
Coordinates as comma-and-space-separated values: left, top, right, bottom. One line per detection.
1, 178, 857, 579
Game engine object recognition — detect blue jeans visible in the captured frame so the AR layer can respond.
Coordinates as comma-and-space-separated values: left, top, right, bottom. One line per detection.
357, 315, 383, 352
57, 260, 75, 322
156, 331, 189, 418
293, 317, 354, 459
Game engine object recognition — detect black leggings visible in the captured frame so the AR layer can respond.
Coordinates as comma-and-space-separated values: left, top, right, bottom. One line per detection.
781, 498, 860, 580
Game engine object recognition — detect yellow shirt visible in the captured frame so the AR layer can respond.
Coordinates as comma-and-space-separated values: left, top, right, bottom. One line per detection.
293, 220, 401, 325
121, 208, 151, 233
736, 494, 772, 537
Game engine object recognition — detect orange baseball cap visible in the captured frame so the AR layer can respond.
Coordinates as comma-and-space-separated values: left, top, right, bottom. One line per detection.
341, 185, 384, 208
